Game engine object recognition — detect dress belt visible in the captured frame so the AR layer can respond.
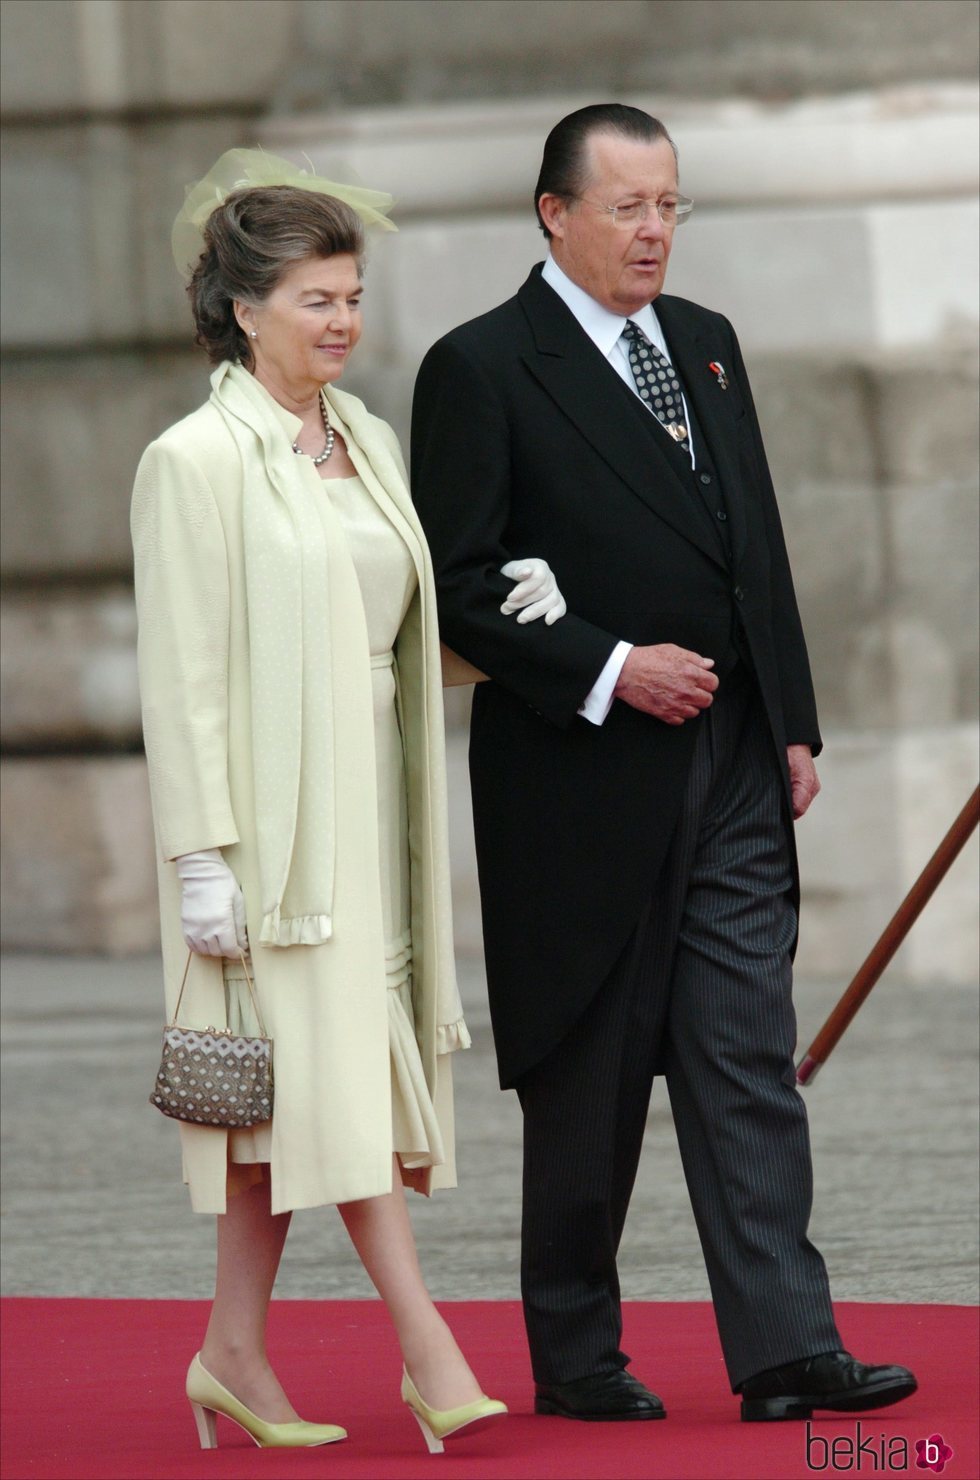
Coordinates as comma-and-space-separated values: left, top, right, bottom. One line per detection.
370, 650, 395, 670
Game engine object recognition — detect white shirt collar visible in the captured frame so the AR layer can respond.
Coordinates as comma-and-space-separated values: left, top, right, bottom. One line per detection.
541, 253, 665, 356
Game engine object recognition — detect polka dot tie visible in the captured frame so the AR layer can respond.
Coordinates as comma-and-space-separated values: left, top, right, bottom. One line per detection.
621, 320, 690, 453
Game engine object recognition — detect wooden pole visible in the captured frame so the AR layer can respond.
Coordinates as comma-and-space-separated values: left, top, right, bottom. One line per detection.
796, 785, 979, 1086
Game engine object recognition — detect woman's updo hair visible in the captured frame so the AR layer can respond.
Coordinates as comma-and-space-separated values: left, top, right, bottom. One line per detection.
189, 185, 365, 368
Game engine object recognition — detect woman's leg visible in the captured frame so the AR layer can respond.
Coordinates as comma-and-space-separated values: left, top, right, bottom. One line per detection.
198, 1170, 301, 1422
339, 1157, 484, 1408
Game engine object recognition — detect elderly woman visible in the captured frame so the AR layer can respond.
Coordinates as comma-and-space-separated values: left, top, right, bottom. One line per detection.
131, 150, 565, 1453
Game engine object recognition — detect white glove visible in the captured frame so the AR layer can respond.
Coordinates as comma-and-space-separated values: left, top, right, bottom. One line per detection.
175, 849, 249, 958
499, 557, 567, 626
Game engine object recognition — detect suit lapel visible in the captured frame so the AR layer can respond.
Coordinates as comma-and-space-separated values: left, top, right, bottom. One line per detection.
656, 297, 748, 566
518, 272, 727, 571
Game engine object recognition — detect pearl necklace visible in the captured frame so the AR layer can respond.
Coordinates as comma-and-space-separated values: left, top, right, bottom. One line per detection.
291, 395, 335, 467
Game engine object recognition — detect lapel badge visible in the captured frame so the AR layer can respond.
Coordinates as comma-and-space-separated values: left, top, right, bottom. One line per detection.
708, 360, 729, 390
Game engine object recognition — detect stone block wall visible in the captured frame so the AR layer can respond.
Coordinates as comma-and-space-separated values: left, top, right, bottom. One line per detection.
2, 1, 977, 976
1, 0, 297, 951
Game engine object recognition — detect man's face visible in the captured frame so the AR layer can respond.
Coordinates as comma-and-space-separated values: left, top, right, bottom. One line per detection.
543, 132, 680, 314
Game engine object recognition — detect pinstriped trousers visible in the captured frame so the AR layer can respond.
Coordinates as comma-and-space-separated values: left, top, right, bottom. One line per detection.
516, 666, 842, 1389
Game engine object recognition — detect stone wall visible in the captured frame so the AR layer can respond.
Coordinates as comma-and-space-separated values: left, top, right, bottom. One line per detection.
2, 1, 977, 977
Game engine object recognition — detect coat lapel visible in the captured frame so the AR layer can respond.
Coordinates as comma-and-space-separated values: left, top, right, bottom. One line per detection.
656, 296, 748, 566
518, 271, 727, 570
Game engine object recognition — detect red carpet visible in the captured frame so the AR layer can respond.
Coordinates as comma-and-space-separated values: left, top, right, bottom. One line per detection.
1, 1300, 976, 1480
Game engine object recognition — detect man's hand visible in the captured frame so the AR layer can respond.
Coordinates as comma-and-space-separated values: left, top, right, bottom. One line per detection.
613, 644, 718, 724
787, 744, 820, 819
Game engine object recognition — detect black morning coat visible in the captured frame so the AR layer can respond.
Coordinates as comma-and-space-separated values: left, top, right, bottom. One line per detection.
410, 264, 821, 1089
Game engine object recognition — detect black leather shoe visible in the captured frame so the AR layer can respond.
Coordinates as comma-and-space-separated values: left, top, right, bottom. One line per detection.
739, 1350, 917, 1422
534, 1369, 666, 1421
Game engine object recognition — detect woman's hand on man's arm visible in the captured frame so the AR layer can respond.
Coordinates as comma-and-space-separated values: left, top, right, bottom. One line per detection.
499, 558, 567, 626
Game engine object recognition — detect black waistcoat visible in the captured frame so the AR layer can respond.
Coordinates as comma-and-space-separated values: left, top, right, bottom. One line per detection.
643, 387, 744, 675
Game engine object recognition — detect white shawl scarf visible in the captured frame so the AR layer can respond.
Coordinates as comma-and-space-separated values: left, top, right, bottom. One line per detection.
210, 361, 336, 946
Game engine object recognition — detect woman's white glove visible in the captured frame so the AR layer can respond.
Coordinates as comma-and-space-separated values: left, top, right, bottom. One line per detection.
499, 558, 567, 626
175, 849, 249, 958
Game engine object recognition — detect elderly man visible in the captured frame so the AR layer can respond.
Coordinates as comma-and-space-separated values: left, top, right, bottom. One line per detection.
411, 104, 916, 1423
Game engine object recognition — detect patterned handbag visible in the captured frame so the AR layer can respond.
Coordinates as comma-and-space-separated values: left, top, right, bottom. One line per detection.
149, 951, 273, 1127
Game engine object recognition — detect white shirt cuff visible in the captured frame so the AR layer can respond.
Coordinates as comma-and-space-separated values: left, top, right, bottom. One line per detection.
578, 641, 633, 726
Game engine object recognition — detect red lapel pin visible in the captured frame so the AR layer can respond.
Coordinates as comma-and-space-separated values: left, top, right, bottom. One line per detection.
708, 361, 729, 389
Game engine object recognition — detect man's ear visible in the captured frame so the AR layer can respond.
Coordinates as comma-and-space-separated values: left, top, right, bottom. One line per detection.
537, 194, 568, 241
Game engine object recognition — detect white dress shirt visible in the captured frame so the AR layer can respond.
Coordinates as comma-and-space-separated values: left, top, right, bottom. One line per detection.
541, 255, 693, 724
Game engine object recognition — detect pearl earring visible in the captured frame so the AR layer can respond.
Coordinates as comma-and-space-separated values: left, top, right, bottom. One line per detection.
249, 330, 258, 339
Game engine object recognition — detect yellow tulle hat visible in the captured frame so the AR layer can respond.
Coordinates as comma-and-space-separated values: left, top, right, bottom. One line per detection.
171, 146, 397, 280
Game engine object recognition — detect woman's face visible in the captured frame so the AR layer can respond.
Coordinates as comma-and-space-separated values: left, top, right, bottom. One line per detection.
236, 253, 363, 400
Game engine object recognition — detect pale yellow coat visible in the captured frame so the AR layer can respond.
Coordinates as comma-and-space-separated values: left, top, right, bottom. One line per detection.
131, 377, 465, 1215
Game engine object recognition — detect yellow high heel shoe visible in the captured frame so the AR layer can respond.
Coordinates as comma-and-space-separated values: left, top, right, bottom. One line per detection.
401, 1367, 507, 1454
186, 1353, 347, 1450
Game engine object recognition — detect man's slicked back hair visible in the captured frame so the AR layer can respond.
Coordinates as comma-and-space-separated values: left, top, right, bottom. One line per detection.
533, 103, 677, 238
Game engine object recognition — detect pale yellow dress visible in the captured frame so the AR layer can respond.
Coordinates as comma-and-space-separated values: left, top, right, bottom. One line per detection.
223, 472, 443, 1186
320, 473, 445, 1166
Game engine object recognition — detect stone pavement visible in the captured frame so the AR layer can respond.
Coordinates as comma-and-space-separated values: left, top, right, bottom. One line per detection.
1, 954, 977, 1308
